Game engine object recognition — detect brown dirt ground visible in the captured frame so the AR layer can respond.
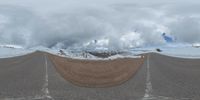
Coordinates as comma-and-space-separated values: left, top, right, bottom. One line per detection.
48, 54, 145, 88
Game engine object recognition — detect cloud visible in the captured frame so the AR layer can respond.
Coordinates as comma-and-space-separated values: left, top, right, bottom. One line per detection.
0, 0, 200, 49
169, 17, 200, 43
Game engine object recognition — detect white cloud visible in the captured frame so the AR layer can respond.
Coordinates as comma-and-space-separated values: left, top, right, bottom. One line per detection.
0, 0, 200, 49
120, 32, 144, 48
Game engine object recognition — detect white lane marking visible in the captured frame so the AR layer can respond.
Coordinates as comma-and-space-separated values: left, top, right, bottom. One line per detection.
42, 55, 53, 99
0, 55, 54, 100
142, 54, 192, 100
142, 95, 192, 100
144, 54, 153, 98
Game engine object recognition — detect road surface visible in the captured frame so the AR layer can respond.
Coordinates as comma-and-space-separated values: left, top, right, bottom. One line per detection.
145, 53, 200, 100
0, 51, 200, 100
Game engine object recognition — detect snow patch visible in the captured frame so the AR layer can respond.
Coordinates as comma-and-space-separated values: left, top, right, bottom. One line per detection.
160, 47, 200, 58
0, 44, 23, 49
0, 48, 34, 58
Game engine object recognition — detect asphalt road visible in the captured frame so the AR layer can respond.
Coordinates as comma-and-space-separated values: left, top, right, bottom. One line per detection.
0, 51, 146, 100
0, 51, 200, 100
146, 53, 200, 100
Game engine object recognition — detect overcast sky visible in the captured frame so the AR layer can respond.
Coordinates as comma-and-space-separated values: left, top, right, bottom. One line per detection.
0, 0, 200, 49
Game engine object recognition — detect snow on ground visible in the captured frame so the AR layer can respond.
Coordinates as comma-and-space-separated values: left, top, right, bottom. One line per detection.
0, 45, 52, 58
0, 43, 200, 59
106, 54, 141, 60
0, 48, 34, 58
0, 44, 23, 49
0, 45, 97, 59
50, 49, 141, 60
56, 50, 98, 59
131, 43, 200, 58
160, 47, 200, 58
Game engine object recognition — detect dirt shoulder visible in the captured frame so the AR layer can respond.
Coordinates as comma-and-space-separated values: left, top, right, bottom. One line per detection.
48, 54, 145, 88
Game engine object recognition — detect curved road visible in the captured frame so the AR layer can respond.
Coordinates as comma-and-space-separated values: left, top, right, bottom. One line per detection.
0, 51, 200, 100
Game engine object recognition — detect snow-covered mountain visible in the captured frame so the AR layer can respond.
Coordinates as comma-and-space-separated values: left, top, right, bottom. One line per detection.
0, 43, 200, 59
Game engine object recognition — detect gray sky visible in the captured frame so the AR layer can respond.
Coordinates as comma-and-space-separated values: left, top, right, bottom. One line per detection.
0, 0, 200, 49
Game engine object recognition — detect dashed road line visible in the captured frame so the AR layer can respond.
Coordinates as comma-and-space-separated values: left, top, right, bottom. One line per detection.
143, 54, 153, 99
0, 54, 54, 100
142, 54, 192, 100
41, 55, 53, 100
